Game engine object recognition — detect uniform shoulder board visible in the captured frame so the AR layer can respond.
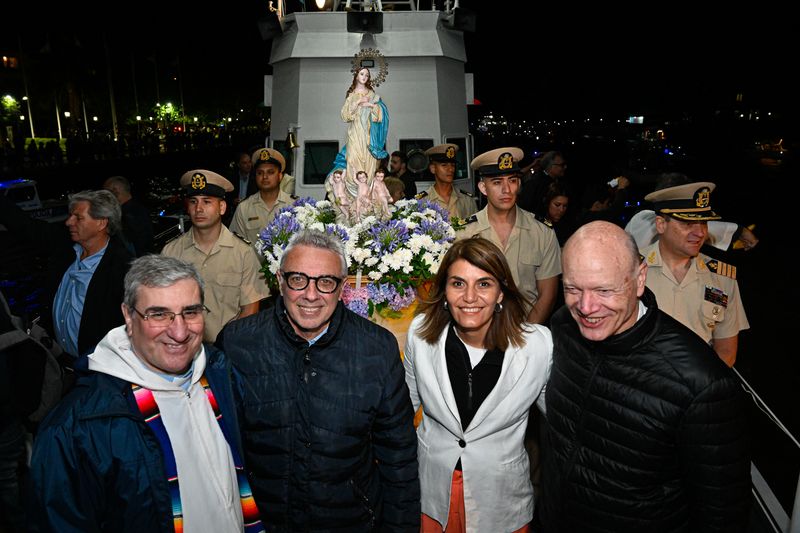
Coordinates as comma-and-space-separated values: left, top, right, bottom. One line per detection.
705, 258, 737, 279
232, 231, 252, 245
290, 194, 298, 199
458, 189, 474, 197
464, 214, 478, 224
415, 191, 429, 199
534, 213, 553, 228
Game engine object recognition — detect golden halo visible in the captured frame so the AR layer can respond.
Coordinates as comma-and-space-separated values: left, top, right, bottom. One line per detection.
351, 48, 389, 88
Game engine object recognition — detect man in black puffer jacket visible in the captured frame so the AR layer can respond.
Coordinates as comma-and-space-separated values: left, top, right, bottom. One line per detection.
217, 229, 420, 532
540, 221, 750, 532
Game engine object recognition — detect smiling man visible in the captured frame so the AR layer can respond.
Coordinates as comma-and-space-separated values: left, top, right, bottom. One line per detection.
456, 147, 561, 325
641, 181, 749, 367
28, 255, 263, 532
216, 229, 420, 531
162, 169, 268, 343
540, 221, 751, 532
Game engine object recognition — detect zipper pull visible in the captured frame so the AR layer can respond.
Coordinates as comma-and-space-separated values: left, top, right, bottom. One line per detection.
467, 372, 473, 411
303, 350, 311, 384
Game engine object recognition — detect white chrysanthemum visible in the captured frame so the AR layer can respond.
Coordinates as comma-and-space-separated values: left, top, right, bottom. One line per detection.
378, 263, 390, 274
429, 258, 442, 274
422, 251, 435, 266
364, 256, 379, 267
351, 247, 372, 263
268, 259, 280, 274
368, 270, 383, 280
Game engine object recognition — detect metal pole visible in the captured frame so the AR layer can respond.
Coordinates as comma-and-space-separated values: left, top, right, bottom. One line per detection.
55, 99, 63, 140
103, 32, 119, 141
176, 54, 186, 134
81, 94, 90, 140
18, 34, 35, 139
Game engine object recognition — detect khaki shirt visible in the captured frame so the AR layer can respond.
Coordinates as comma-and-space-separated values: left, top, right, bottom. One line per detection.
229, 190, 295, 245
642, 242, 749, 344
418, 185, 477, 220
161, 226, 270, 343
456, 206, 561, 313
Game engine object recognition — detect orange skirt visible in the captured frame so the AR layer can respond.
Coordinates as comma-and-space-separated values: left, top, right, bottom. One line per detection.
420, 470, 531, 533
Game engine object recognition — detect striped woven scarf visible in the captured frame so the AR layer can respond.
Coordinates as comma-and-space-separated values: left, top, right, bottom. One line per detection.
132, 376, 264, 532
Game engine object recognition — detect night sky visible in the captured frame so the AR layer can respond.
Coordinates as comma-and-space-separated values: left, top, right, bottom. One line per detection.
2, 2, 796, 122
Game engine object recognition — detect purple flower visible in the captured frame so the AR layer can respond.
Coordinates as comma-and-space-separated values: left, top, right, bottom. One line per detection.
367, 219, 409, 254
416, 199, 450, 221
342, 284, 370, 318
325, 224, 350, 243
292, 197, 318, 209
259, 214, 302, 250
414, 218, 452, 244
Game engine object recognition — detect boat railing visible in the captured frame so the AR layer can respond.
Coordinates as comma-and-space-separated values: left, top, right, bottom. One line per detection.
735, 366, 800, 532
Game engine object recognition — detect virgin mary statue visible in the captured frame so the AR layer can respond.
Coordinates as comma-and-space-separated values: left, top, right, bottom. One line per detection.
328, 52, 389, 204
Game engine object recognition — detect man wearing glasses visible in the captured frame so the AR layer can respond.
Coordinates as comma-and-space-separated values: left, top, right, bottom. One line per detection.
28, 255, 264, 532
217, 229, 421, 531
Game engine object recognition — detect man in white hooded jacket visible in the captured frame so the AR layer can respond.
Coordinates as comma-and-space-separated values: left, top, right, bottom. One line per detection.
28, 255, 264, 533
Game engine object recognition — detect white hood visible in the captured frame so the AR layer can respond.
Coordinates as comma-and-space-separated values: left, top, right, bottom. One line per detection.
86, 325, 243, 532
88, 325, 206, 390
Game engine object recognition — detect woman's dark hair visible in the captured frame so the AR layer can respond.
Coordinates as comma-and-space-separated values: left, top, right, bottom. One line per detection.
416, 237, 531, 351
539, 179, 570, 218
345, 67, 374, 98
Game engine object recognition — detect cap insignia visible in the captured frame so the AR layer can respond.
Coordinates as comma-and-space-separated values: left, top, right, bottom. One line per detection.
191, 173, 207, 190
446, 146, 455, 159
694, 187, 711, 208
259, 150, 270, 161
498, 152, 513, 170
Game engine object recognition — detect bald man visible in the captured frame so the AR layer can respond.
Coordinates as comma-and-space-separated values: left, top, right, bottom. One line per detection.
540, 221, 750, 532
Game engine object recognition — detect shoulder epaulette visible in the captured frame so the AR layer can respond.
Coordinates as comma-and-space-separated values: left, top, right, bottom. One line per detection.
705, 258, 737, 280
458, 189, 474, 197
290, 194, 298, 200
232, 231, 252, 245
533, 213, 553, 228
415, 191, 428, 199
464, 214, 478, 224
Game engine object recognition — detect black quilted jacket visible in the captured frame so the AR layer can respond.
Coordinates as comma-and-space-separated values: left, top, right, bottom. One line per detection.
540, 288, 751, 532
218, 300, 420, 532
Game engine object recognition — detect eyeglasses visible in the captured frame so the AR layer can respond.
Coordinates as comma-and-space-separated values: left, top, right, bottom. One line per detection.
281, 271, 343, 294
131, 305, 209, 325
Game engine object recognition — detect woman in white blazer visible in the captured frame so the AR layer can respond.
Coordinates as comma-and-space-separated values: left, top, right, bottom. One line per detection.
405, 238, 553, 533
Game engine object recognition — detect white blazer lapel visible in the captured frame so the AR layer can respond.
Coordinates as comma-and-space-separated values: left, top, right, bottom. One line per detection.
429, 328, 463, 434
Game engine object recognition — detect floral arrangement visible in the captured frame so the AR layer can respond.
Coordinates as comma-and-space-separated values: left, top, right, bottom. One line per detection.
256, 197, 456, 318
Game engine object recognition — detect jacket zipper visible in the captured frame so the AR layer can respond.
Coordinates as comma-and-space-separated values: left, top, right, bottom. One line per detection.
349, 479, 376, 529
466, 372, 473, 411
303, 349, 311, 384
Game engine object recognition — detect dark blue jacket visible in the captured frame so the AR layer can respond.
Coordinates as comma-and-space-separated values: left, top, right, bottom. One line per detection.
219, 300, 420, 532
27, 345, 243, 533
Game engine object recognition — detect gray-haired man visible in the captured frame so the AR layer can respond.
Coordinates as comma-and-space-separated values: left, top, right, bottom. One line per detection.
217, 229, 421, 531
29, 255, 263, 532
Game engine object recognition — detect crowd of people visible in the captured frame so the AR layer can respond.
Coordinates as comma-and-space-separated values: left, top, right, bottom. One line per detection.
0, 140, 759, 532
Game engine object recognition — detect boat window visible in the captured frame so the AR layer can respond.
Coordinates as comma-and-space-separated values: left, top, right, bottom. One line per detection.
303, 141, 340, 185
